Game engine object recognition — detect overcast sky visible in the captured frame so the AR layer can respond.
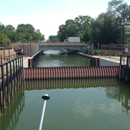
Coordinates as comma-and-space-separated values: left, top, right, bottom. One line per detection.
0, 0, 129, 40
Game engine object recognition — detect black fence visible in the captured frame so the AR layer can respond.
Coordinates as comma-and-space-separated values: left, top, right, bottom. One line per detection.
0, 56, 23, 113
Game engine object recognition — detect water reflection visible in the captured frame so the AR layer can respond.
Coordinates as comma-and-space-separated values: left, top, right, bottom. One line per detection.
119, 84, 130, 115
0, 87, 25, 130
23, 78, 119, 89
1, 79, 130, 130
23, 78, 130, 116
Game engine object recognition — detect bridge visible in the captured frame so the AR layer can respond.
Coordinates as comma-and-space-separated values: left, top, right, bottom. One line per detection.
38, 42, 89, 53
10, 42, 90, 56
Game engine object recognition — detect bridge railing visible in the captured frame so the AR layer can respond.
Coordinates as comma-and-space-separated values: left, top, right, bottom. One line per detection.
38, 42, 87, 46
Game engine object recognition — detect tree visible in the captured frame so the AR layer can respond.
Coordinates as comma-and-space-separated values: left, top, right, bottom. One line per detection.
0, 23, 10, 45
0, 31, 10, 46
57, 24, 68, 41
75, 15, 92, 42
32, 29, 44, 42
91, 12, 121, 45
48, 35, 59, 42
5, 25, 17, 42
57, 15, 93, 42
16, 24, 44, 42
107, 0, 130, 44
107, 0, 130, 17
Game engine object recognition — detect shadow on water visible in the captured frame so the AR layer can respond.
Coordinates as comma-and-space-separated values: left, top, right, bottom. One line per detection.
1, 78, 130, 130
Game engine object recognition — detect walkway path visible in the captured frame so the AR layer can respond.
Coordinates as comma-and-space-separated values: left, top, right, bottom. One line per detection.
94, 56, 120, 63
78, 52, 121, 65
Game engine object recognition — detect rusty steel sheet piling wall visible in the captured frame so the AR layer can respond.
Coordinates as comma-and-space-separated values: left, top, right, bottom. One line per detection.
23, 66, 119, 80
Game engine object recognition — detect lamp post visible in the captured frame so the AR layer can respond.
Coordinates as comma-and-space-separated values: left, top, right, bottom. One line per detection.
116, 16, 130, 45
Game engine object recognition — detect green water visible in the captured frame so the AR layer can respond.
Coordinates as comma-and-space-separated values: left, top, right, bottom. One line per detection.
1, 79, 130, 130
34, 52, 90, 67
1, 52, 130, 130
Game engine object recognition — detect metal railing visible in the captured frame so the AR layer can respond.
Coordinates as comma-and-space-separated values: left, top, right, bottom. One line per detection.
0, 56, 23, 113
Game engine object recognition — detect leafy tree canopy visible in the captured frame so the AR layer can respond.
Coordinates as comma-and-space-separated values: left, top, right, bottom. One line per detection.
0, 23, 45, 46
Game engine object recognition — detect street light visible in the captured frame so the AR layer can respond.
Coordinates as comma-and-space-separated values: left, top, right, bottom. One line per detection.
116, 15, 130, 45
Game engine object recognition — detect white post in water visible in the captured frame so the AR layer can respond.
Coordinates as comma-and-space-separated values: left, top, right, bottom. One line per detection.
39, 94, 50, 130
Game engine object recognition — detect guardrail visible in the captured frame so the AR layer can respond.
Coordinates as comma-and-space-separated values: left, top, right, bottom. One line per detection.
0, 56, 23, 113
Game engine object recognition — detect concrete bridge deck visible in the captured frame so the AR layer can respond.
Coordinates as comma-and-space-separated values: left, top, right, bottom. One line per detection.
38, 42, 89, 52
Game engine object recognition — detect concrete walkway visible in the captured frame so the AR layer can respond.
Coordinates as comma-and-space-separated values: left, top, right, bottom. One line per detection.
78, 52, 121, 66
23, 57, 28, 61
93, 56, 120, 63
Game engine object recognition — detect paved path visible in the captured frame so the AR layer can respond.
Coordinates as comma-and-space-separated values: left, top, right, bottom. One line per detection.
78, 52, 121, 64
23, 57, 27, 61
93, 56, 120, 63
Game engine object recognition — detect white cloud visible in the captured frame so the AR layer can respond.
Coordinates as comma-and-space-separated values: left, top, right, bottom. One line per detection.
97, 102, 121, 115
73, 95, 122, 119
2, 11, 80, 39
73, 98, 94, 118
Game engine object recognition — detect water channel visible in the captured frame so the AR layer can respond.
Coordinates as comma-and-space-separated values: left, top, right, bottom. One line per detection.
1, 50, 130, 130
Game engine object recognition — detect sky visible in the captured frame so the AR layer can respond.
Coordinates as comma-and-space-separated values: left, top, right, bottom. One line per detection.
0, 0, 130, 40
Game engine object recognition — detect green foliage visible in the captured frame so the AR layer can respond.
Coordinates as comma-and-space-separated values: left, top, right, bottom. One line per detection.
51, 0, 130, 45
57, 16, 93, 42
107, 0, 130, 17
0, 32, 10, 46
0, 23, 45, 44
16, 24, 44, 42
1, 0, 130, 45
48, 35, 59, 42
